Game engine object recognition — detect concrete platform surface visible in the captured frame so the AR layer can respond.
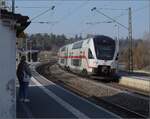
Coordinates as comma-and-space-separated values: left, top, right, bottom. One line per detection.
118, 71, 150, 81
16, 66, 120, 119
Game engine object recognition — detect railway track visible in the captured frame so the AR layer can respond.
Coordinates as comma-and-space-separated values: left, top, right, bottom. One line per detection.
36, 61, 149, 118
87, 75, 150, 99
60, 64, 150, 97
57, 80, 147, 118
93, 96, 147, 118
61, 65, 150, 98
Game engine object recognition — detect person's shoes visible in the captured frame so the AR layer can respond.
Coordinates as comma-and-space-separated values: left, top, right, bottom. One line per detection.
24, 99, 30, 102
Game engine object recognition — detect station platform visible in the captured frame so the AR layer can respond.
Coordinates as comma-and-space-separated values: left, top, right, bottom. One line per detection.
118, 71, 150, 81
17, 65, 120, 118
118, 71, 150, 92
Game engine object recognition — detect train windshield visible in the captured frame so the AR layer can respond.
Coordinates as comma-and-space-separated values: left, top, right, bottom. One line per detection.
94, 36, 115, 60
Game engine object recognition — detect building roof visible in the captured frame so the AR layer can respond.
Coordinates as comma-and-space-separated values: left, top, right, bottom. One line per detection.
0, 9, 30, 37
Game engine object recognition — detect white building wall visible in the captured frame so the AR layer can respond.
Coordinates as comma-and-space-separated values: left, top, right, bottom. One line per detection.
0, 20, 16, 118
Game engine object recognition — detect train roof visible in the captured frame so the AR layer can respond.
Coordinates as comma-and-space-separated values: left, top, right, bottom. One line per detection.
59, 35, 114, 49
90, 35, 114, 40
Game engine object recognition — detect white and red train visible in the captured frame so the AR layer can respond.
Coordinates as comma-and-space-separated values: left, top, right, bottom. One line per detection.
58, 35, 119, 76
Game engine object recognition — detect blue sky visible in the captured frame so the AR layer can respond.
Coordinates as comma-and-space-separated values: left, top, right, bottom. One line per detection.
7, 0, 150, 39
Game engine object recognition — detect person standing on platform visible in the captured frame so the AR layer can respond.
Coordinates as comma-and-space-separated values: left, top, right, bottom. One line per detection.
17, 56, 31, 102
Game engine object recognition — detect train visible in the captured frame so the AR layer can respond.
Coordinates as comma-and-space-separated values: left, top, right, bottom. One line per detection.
58, 35, 119, 76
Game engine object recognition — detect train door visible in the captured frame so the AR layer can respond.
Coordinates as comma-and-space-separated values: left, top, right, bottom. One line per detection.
65, 47, 68, 66
87, 48, 94, 68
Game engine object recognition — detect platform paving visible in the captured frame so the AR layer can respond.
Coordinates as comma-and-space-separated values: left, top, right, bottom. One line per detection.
16, 66, 120, 118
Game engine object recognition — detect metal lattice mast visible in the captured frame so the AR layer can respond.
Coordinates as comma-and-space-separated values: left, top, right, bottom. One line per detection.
128, 7, 133, 72
12, 0, 15, 13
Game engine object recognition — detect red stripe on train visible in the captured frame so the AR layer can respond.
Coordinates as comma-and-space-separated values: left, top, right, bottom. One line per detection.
59, 56, 86, 59
59, 55, 93, 68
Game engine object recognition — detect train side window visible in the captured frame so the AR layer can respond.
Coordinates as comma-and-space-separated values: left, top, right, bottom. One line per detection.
61, 59, 65, 64
88, 49, 94, 59
87, 39, 90, 44
61, 47, 66, 51
72, 41, 83, 49
71, 59, 81, 66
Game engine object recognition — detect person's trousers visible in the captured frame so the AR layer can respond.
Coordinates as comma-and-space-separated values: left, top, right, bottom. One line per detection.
19, 82, 29, 99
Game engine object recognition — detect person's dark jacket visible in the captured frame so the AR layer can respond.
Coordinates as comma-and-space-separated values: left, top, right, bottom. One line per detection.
17, 61, 31, 83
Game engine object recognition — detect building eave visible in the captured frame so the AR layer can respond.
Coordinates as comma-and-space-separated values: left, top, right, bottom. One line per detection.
0, 9, 30, 37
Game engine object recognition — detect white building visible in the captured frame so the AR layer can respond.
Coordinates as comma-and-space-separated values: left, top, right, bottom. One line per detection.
0, 8, 30, 118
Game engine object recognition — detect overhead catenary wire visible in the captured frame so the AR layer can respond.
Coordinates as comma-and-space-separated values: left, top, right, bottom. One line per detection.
16, 6, 53, 9
110, 5, 149, 20
78, 5, 144, 36
89, 5, 149, 25
6, 0, 148, 38
59, 0, 90, 22
31, 21, 58, 24
30, 5, 55, 21
75, 6, 129, 36
84, 5, 149, 37
47, 0, 91, 32
79, 20, 114, 36
86, 21, 112, 25
6, 0, 90, 1
4, 6, 53, 9
6, 1, 148, 23
98, 8, 128, 11
91, 7, 128, 30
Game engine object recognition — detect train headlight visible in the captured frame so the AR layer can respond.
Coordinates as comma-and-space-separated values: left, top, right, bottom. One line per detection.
111, 62, 116, 68
93, 61, 98, 66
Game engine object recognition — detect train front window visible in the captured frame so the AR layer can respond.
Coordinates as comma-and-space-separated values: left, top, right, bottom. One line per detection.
94, 36, 115, 60
88, 49, 94, 59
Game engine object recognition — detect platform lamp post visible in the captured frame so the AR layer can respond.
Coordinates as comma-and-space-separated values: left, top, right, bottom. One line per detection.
91, 7, 133, 72
25, 38, 28, 62
29, 39, 32, 63
12, 0, 15, 13
114, 24, 120, 70
114, 24, 120, 41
